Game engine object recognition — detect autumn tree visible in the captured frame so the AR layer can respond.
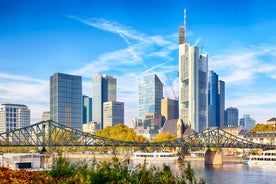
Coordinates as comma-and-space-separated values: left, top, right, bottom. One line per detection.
250, 124, 276, 132
96, 124, 147, 142
151, 132, 176, 142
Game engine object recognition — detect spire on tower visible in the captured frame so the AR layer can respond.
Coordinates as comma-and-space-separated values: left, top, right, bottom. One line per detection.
179, 8, 186, 44
184, 8, 186, 37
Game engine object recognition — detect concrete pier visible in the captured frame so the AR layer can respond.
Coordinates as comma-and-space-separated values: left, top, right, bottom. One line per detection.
204, 149, 223, 165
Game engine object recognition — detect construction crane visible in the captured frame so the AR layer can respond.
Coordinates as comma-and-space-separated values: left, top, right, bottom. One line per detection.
166, 74, 178, 101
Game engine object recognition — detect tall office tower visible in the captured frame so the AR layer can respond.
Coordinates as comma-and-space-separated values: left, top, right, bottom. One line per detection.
42, 111, 50, 121
92, 74, 116, 129
0, 104, 30, 133
82, 95, 92, 124
50, 73, 82, 130
225, 107, 239, 127
138, 74, 163, 120
208, 71, 218, 127
218, 80, 225, 128
208, 71, 225, 128
178, 9, 208, 132
161, 98, 179, 125
103, 101, 124, 128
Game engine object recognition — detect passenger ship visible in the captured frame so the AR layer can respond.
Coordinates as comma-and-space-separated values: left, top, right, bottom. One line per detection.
132, 151, 178, 163
244, 150, 276, 165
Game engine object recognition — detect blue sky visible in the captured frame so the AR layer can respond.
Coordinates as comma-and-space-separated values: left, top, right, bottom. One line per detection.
1, 0, 276, 127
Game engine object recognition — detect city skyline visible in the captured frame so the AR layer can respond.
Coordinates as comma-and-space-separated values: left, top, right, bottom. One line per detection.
1, 0, 276, 126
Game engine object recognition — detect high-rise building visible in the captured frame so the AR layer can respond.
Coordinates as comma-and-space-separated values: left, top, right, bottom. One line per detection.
207, 71, 225, 128
0, 104, 30, 133
218, 80, 225, 128
178, 10, 208, 132
103, 101, 124, 128
225, 107, 239, 127
92, 74, 116, 129
208, 71, 218, 127
239, 114, 256, 130
83, 95, 92, 124
161, 98, 178, 125
42, 111, 50, 121
138, 74, 163, 120
50, 72, 82, 130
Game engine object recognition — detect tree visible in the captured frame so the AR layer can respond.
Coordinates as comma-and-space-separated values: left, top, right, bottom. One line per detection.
250, 124, 276, 132
151, 132, 176, 142
96, 124, 147, 142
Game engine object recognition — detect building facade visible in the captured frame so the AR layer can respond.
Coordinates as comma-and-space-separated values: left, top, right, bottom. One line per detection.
239, 114, 256, 130
218, 80, 225, 128
208, 71, 218, 127
161, 98, 178, 126
50, 72, 82, 130
42, 111, 50, 121
82, 95, 92, 124
225, 107, 239, 127
138, 74, 163, 120
0, 104, 30, 133
103, 101, 124, 128
178, 10, 208, 132
207, 71, 225, 128
92, 74, 116, 129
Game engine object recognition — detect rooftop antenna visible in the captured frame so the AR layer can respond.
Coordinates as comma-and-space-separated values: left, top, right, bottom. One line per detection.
184, 8, 186, 37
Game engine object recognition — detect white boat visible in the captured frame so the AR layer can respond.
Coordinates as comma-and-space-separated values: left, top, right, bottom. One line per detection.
244, 149, 276, 165
131, 150, 178, 163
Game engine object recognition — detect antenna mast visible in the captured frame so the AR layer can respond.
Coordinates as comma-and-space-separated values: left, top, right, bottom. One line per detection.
184, 8, 186, 38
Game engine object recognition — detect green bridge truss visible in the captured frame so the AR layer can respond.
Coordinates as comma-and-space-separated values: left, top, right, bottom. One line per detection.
0, 120, 274, 150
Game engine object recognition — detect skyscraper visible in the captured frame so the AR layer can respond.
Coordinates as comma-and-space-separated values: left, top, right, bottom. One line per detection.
138, 74, 163, 120
218, 80, 225, 128
0, 104, 30, 133
225, 107, 239, 127
208, 71, 225, 128
178, 9, 208, 132
92, 74, 116, 129
208, 71, 218, 127
83, 95, 92, 124
103, 101, 124, 128
50, 72, 82, 130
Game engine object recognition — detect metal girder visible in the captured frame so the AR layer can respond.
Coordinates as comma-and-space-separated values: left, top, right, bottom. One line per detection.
0, 121, 275, 150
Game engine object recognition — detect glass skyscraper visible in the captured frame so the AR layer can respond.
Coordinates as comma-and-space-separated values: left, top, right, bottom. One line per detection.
225, 107, 239, 127
138, 74, 163, 120
50, 72, 82, 130
92, 74, 116, 129
178, 10, 208, 132
83, 95, 92, 124
208, 71, 219, 127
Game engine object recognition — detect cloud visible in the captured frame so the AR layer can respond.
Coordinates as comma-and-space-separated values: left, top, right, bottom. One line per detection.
212, 44, 276, 84
0, 73, 49, 123
70, 17, 178, 78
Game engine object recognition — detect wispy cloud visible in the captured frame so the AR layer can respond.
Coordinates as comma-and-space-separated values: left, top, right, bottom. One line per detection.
69, 16, 178, 77
212, 44, 276, 84
0, 73, 49, 123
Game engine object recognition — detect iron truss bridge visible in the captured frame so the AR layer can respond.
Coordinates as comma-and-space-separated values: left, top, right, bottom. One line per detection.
0, 120, 274, 150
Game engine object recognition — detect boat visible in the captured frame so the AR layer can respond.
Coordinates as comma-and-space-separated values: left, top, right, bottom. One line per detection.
244, 149, 276, 165
131, 150, 178, 163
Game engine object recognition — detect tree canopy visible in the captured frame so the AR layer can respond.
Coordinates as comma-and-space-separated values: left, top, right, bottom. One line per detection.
151, 132, 176, 142
250, 124, 276, 132
96, 124, 147, 142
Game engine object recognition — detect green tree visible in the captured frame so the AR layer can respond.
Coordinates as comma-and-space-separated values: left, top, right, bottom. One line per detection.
151, 132, 176, 142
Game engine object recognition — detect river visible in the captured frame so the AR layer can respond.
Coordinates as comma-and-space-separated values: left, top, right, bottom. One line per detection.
186, 162, 276, 184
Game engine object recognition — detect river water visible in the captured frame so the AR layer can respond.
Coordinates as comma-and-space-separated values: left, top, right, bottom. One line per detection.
185, 162, 276, 184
